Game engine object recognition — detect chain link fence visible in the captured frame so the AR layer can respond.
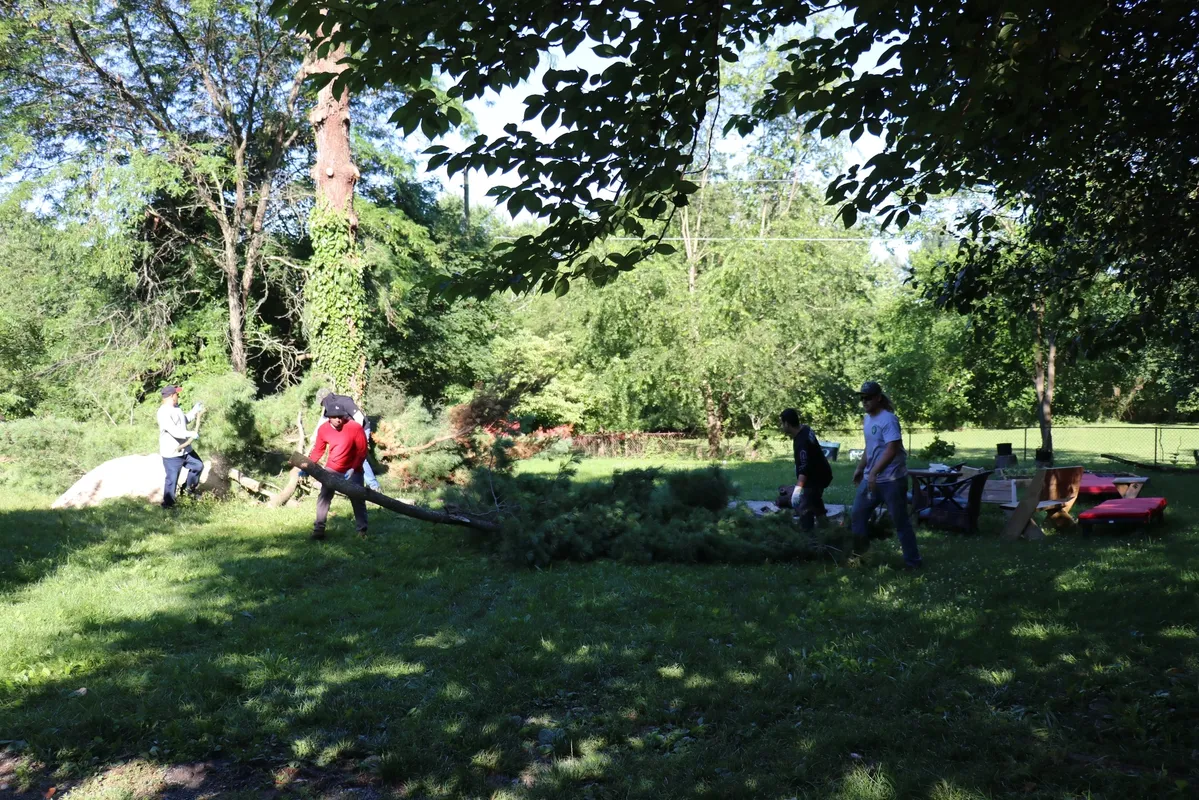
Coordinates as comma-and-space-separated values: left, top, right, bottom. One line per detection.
561, 425, 1199, 467
812, 425, 1199, 467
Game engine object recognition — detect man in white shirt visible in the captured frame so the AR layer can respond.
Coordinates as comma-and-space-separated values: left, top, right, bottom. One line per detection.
157, 385, 204, 508
850, 381, 922, 569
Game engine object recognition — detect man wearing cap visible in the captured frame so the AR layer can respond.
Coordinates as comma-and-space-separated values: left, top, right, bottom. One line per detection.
851, 381, 922, 569
157, 385, 205, 509
315, 390, 380, 490
307, 396, 369, 540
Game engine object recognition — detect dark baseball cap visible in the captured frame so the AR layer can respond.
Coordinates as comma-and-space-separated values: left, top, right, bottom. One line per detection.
322, 393, 359, 416
324, 397, 357, 419
858, 381, 883, 398
161, 385, 181, 398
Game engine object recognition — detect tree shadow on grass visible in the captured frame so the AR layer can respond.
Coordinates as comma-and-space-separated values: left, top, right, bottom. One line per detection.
2, 482, 1199, 799
0, 498, 216, 596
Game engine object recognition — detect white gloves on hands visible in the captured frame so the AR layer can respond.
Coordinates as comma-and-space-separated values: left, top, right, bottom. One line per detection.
791, 485, 803, 509
191, 403, 206, 414
187, 431, 199, 440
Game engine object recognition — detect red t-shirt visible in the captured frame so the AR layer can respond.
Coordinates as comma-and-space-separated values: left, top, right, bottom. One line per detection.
308, 420, 367, 474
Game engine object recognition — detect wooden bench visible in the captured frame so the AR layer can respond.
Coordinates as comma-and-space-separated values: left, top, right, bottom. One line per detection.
1000, 466, 1083, 540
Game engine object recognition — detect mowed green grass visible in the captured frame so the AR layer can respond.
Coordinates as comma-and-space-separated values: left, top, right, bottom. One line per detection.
2, 456, 1198, 799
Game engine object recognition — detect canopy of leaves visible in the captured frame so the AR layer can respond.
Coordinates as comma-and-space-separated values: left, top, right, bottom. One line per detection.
274, 0, 1199, 312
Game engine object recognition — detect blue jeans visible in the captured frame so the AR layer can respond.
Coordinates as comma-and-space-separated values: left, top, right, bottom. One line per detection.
851, 476, 922, 567
361, 457, 379, 490
162, 451, 204, 507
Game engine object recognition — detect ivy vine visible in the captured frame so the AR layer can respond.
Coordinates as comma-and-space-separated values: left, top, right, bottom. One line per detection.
305, 202, 367, 397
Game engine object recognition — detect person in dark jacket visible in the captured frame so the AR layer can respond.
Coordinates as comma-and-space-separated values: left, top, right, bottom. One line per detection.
781, 408, 833, 530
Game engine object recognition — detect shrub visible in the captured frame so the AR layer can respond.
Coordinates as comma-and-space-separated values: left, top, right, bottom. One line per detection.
665, 465, 737, 511
918, 435, 957, 462
445, 463, 843, 568
189, 371, 263, 463
251, 375, 327, 450
0, 417, 155, 493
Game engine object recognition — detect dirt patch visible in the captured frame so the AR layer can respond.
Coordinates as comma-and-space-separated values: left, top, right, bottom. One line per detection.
0, 755, 389, 800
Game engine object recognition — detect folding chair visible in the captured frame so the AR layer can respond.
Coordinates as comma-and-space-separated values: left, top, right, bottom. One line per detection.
916, 470, 994, 534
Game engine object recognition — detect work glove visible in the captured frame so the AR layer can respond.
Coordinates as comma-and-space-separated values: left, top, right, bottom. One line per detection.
343, 469, 355, 479
191, 403, 206, 414
298, 470, 308, 478
791, 485, 803, 510
187, 431, 199, 440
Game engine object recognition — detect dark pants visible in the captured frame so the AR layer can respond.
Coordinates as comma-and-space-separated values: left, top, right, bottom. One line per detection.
162, 451, 204, 507
794, 484, 828, 531
851, 477, 922, 567
314, 469, 368, 535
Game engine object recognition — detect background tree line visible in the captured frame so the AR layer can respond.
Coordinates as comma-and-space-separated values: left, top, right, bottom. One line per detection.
3, 1, 1198, 466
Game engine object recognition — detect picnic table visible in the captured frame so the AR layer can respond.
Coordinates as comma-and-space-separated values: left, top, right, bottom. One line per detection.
1001, 466, 1084, 539
1079, 472, 1149, 499
909, 468, 962, 513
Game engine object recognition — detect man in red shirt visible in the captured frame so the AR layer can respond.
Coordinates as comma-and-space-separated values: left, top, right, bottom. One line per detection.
307, 397, 369, 540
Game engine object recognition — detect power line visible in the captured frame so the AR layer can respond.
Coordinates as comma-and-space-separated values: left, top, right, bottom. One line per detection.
496, 236, 909, 242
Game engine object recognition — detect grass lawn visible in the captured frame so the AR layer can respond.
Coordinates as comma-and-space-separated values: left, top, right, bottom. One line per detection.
2, 455, 1198, 799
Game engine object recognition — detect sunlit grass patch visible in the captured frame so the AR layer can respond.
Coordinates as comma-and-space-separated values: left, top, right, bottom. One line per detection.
3, 459, 1199, 798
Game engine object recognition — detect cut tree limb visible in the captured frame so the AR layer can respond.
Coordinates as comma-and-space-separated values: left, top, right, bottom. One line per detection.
228, 467, 277, 499
270, 407, 309, 508
287, 452, 500, 533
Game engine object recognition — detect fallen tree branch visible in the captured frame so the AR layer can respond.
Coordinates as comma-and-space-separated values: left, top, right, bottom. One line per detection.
1100, 453, 1199, 475
375, 427, 472, 459
228, 467, 277, 498
270, 407, 309, 508
287, 452, 501, 533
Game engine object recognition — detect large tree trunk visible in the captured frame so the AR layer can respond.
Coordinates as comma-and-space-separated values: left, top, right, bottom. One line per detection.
1033, 301, 1055, 460
309, 43, 359, 229
225, 267, 249, 374
306, 34, 367, 399
288, 452, 499, 532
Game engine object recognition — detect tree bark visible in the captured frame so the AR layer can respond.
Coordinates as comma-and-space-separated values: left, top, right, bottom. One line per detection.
307, 30, 366, 399
288, 452, 500, 533
226, 266, 249, 374
309, 42, 359, 230
1033, 300, 1054, 457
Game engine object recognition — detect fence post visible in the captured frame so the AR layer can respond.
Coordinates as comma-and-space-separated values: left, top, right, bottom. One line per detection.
1023, 428, 1028, 461
1155, 427, 1159, 466
908, 429, 913, 455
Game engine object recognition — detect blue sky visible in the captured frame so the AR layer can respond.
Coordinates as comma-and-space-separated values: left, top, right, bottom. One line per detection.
410, 35, 914, 263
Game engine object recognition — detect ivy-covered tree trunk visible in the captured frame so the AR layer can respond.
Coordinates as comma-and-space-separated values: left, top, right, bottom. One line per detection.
305, 38, 367, 398
305, 204, 367, 397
